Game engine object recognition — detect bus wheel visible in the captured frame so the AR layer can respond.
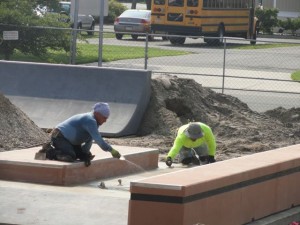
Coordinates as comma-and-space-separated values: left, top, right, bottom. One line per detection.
217, 25, 225, 45
87, 22, 95, 36
250, 28, 257, 45
169, 37, 185, 45
177, 37, 186, 44
131, 34, 138, 40
204, 37, 215, 45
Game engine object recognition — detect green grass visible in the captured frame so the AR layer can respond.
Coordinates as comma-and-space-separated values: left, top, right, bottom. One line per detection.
291, 70, 300, 81
3, 43, 190, 64
229, 43, 300, 50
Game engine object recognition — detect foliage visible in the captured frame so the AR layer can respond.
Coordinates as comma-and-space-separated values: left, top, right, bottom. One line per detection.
0, 0, 70, 60
291, 70, 300, 81
278, 18, 300, 36
105, 0, 127, 24
255, 8, 279, 34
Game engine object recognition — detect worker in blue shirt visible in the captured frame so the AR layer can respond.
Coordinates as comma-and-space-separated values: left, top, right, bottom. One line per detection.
44, 102, 121, 166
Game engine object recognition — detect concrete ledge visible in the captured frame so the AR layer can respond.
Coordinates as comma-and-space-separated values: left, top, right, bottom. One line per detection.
128, 144, 300, 225
0, 144, 159, 186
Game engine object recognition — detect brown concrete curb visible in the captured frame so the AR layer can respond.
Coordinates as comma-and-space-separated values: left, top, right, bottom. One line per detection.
0, 144, 159, 186
128, 144, 300, 225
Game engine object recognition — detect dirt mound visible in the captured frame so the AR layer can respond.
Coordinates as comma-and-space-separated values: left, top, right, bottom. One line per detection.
108, 75, 300, 161
1, 76, 299, 162
0, 93, 49, 152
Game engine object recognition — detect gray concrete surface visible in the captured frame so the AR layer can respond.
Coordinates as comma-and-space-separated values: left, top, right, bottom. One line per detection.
0, 162, 299, 225
0, 60, 151, 137
0, 162, 181, 225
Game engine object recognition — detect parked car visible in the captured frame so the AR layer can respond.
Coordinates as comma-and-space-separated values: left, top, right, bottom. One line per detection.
114, 9, 167, 41
36, 1, 95, 35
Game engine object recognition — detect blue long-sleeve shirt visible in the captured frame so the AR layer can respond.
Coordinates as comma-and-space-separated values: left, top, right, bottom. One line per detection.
56, 112, 112, 152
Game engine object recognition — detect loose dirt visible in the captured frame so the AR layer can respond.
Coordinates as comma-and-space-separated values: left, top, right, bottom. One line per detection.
1, 76, 300, 162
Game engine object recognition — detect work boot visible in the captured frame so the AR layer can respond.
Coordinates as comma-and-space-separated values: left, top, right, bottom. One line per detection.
40, 142, 57, 160
40, 142, 53, 153
199, 156, 208, 165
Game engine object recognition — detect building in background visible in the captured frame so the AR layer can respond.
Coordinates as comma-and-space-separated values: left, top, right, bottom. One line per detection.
257, 0, 300, 19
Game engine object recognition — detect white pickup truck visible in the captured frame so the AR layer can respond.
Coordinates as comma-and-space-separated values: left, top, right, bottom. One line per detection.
36, 1, 95, 35
59, 1, 95, 35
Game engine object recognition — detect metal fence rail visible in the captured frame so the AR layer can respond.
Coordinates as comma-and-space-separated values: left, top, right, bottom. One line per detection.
1, 25, 299, 112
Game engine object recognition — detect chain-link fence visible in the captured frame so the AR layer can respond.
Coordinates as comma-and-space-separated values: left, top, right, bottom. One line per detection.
1, 25, 299, 112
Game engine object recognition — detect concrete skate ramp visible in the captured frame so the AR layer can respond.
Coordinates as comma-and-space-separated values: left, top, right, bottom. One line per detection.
0, 60, 151, 137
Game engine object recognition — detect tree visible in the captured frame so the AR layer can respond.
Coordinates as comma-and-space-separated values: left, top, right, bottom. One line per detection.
0, 0, 70, 60
255, 8, 279, 34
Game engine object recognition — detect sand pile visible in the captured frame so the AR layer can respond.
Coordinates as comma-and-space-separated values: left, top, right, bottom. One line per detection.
1, 76, 299, 161
0, 93, 49, 151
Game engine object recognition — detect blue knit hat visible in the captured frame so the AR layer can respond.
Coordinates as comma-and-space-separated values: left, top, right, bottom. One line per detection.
93, 102, 110, 118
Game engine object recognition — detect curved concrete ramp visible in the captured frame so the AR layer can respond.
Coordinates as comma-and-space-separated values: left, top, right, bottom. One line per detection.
0, 61, 151, 137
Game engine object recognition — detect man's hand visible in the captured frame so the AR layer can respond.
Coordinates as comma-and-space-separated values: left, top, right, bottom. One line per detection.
166, 156, 173, 167
111, 149, 121, 159
84, 153, 95, 167
208, 155, 216, 163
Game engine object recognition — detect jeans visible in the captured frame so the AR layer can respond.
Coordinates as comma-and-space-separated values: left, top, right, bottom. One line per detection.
179, 144, 208, 162
51, 129, 86, 160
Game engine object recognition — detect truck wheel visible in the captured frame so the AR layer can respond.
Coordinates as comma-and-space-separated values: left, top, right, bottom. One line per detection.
87, 23, 95, 36
116, 33, 123, 40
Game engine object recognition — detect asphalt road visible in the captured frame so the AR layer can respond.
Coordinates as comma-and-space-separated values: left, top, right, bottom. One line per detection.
87, 28, 300, 112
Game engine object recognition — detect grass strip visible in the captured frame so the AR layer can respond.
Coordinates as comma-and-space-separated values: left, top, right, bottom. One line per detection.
2, 43, 189, 64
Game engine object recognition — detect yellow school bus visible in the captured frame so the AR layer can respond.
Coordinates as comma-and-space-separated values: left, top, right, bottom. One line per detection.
151, 0, 259, 45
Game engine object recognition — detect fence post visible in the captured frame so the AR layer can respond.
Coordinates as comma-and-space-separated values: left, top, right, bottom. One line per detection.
70, 0, 79, 64
144, 33, 149, 70
222, 38, 227, 94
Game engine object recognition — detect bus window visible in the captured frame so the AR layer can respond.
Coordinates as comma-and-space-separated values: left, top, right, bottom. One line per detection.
241, 0, 249, 8
187, 0, 198, 7
210, 0, 217, 8
217, 0, 223, 8
168, 0, 184, 7
167, 13, 183, 21
154, 0, 165, 5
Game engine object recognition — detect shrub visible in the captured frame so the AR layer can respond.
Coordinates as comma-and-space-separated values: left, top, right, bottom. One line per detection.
255, 8, 279, 34
93, 0, 127, 24
278, 18, 300, 36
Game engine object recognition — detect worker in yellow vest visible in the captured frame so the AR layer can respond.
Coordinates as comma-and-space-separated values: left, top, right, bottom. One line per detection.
166, 122, 216, 167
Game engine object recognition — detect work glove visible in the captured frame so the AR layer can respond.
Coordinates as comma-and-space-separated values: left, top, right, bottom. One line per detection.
111, 149, 121, 159
165, 156, 173, 167
207, 155, 216, 163
83, 152, 95, 167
